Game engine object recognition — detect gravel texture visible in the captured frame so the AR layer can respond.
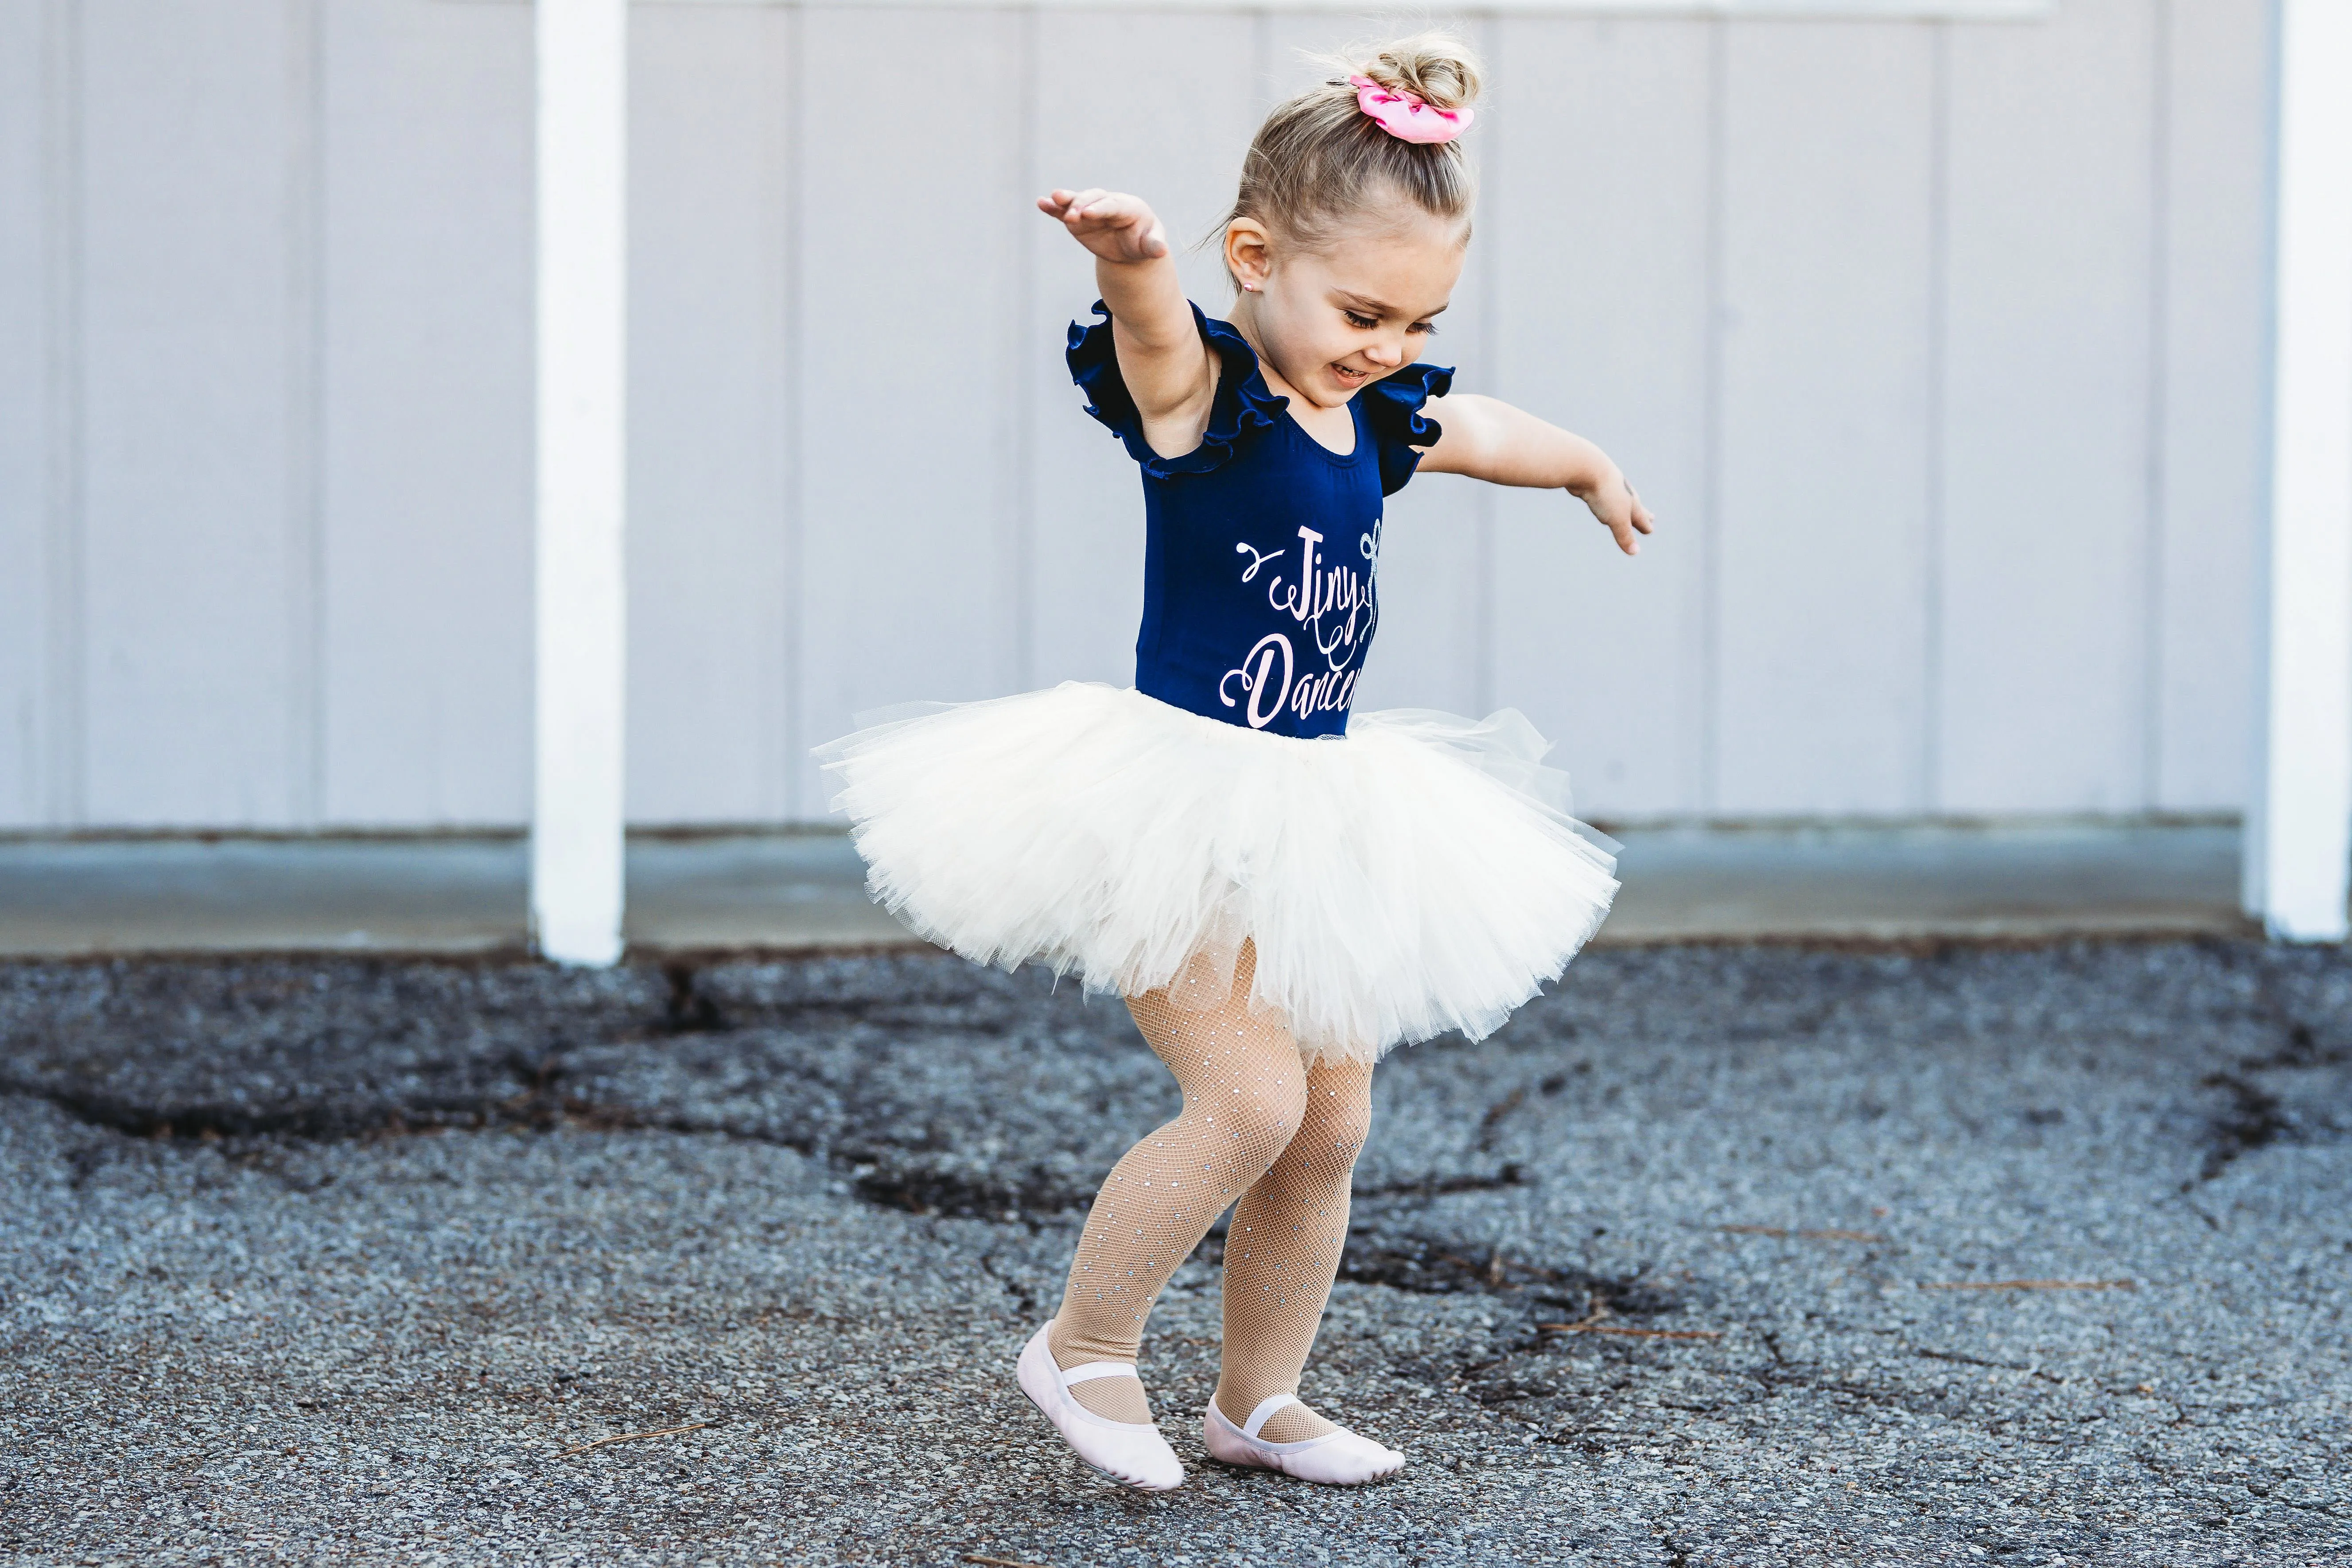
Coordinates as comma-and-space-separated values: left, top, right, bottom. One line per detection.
1, 940, 2347, 1566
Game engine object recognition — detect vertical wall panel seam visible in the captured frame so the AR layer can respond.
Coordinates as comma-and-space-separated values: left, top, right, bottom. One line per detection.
1251, 9, 1272, 110
1920, 18, 1949, 813
780, 4, 806, 818
2239, 0, 2284, 914
753, 4, 788, 818
1008, 4, 1037, 693
1471, 12, 1499, 716
1696, 17, 1727, 814
40, 0, 82, 828
2141, 0, 2172, 809
285, 0, 326, 826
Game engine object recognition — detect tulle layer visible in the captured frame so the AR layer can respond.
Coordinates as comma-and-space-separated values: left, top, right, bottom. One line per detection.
815, 682, 1619, 1063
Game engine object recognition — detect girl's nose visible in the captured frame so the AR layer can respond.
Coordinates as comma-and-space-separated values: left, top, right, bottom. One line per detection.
1366, 340, 1403, 368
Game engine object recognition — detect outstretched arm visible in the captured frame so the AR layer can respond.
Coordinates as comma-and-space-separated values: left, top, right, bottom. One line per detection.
1038, 188, 1214, 460
1415, 393, 1655, 556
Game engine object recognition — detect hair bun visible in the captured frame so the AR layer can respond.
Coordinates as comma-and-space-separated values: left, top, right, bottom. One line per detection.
1219, 29, 1482, 262
1352, 31, 1482, 114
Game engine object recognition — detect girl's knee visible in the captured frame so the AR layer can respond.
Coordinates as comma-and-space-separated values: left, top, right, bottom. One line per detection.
1316, 1089, 1374, 1150
1300, 1058, 1374, 1147
1220, 1068, 1310, 1167
1243, 1060, 1393, 1175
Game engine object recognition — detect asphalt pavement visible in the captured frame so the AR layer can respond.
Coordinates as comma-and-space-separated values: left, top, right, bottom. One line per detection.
2, 939, 2346, 1566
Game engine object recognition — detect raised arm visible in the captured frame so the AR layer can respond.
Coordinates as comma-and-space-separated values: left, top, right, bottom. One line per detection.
1415, 393, 1655, 556
1038, 189, 1216, 461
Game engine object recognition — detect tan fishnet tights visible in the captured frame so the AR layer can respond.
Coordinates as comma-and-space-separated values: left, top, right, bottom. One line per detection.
1213, 1053, 1372, 1443
1046, 945, 1374, 1445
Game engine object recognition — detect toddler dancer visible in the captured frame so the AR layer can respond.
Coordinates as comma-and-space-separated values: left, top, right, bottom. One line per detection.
819, 34, 1650, 1490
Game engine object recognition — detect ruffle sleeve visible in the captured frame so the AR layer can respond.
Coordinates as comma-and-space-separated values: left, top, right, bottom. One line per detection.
1065, 301, 1287, 480
1361, 362, 1454, 496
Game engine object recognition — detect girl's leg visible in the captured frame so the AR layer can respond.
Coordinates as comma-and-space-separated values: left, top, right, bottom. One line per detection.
1212, 1053, 1375, 1443
1048, 944, 1310, 1423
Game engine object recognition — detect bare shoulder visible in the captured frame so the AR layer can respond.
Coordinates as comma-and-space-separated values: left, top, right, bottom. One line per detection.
1411, 391, 1496, 469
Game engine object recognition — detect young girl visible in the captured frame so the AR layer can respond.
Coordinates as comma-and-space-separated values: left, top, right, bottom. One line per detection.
820, 35, 1650, 1490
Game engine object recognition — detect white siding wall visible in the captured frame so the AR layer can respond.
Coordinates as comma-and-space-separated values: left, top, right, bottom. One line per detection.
0, 0, 2276, 830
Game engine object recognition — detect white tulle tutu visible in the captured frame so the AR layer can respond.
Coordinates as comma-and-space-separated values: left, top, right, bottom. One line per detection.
816, 682, 1618, 1063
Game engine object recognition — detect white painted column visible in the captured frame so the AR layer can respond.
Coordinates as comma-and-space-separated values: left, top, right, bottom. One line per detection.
2245, 0, 2352, 941
531, 0, 628, 965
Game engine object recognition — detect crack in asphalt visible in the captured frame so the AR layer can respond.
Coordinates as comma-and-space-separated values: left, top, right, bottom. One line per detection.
2194, 1072, 2297, 1182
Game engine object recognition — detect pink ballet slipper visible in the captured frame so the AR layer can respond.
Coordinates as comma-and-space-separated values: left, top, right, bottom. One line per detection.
1203, 1394, 1406, 1485
1016, 1323, 1185, 1491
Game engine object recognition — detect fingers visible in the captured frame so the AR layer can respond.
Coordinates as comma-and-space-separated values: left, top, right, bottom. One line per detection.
1037, 188, 1095, 218
1624, 484, 1656, 541
1036, 188, 1102, 224
1042, 188, 1171, 263
1055, 190, 1152, 235
1591, 476, 1654, 555
1582, 484, 1643, 556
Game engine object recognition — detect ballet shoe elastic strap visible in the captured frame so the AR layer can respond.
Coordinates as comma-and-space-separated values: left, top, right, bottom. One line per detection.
1242, 1393, 1299, 1439
1060, 1361, 1141, 1385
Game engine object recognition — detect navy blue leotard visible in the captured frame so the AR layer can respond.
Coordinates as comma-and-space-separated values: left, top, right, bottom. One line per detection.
1067, 303, 1451, 740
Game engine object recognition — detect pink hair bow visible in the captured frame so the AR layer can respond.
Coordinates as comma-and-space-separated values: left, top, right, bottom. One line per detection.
1349, 74, 1473, 145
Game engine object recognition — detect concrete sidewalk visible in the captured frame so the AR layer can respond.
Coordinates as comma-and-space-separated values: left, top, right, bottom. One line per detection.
0, 820, 2251, 958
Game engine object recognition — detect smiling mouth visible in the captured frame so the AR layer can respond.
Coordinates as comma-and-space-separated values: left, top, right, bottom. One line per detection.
1331, 363, 1370, 385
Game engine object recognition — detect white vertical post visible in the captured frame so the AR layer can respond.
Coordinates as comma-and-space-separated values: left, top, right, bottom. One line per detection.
532, 0, 628, 965
2246, 0, 2352, 941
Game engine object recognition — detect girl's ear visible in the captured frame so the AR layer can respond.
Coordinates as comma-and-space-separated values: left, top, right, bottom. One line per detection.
1225, 218, 1273, 295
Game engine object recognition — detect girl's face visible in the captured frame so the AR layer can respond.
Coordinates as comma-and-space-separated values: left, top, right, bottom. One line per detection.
1226, 204, 1468, 409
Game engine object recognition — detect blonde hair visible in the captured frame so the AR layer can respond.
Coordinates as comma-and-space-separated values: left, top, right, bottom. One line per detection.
1219, 32, 1483, 266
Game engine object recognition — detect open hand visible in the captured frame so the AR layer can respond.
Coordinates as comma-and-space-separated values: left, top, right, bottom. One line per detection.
1579, 469, 1655, 556
1038, 188, 1169, 265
